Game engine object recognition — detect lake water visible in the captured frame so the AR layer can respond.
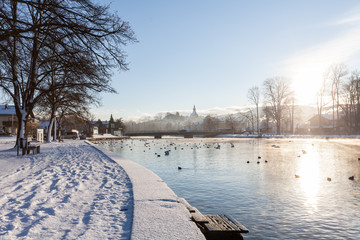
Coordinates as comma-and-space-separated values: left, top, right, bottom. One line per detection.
97, 137, 360, 239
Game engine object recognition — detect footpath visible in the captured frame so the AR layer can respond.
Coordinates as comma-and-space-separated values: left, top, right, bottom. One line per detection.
0, 137, 204, 239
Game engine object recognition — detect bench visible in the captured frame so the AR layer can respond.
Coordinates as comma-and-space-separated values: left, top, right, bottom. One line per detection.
19, 138, 41, 155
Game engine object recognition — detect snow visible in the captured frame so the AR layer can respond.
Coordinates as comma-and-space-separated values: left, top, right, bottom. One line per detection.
0, 105, 16, 115
91, 142, 205, 240
217, 134, 360, 138
90, 134, 120, 139
0, 137, 204, 240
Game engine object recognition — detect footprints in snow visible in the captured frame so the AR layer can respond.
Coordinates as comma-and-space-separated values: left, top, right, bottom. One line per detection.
0, 144, 132, 239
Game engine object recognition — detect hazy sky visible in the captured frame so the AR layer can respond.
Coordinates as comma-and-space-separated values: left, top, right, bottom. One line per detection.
93, 0, 360, 121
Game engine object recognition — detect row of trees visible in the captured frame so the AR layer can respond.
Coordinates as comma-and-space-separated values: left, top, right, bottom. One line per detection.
123, 63, 358, 136
246, 63, 360, 135
247, 77, 294, 135
317, 64, 360, 134
0, 0, 136, 143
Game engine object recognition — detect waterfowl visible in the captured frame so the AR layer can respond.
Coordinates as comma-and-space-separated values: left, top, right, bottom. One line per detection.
295, 174, 300, 178
178, 166, 182, 170
327, 177, 332, 182
247, 161, 250, 164
349, 176, 355, 180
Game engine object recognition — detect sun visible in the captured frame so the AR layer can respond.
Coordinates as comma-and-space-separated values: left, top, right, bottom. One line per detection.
291, 65, 327, 105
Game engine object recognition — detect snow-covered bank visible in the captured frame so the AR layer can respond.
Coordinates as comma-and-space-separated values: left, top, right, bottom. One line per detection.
217, 134, 360, 138
0, 138, 132, 239
0, 137, 205, 240
89, 142, 205, 240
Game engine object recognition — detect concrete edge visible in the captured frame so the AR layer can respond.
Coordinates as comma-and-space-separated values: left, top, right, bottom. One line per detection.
85, 141, 205, 240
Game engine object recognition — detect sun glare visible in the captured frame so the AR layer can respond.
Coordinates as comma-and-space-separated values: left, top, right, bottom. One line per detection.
292, 67, 324, 105
297, 148, 320, 211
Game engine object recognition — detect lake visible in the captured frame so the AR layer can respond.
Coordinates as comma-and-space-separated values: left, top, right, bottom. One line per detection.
97, 137, 360, 240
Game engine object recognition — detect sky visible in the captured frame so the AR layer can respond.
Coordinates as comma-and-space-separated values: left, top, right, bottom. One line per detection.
92, 0, 360, 121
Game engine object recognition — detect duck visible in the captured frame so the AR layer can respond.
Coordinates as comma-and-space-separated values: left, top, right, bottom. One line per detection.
295, 174, 300, 178
178, 166, 182, 170
246, 161, 250, 164
349, 176, 355, 180
327, 177, 332, 182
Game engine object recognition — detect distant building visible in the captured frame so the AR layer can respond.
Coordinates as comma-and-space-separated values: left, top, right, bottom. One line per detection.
190, 105, 199, 119
0, 104, 17, 135
308, 114, 344, 134
89, 115, 122, 136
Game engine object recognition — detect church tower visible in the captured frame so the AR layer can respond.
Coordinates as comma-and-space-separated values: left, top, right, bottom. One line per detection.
190, 105, 198, 119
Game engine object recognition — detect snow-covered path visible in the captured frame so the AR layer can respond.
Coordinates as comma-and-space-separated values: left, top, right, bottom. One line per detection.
0, 139, 132, 239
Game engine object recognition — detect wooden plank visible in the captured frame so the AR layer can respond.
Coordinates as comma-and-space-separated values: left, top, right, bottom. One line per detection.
203, 215, 248, 233
204, 215, 235, 232
222, 214, 249, 233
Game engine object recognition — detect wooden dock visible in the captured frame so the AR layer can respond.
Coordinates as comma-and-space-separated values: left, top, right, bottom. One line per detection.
178, 198, 249, 240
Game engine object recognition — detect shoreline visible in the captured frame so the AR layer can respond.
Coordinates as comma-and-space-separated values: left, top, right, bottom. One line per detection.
86, 141, 206, 239
86, 134, 360, 142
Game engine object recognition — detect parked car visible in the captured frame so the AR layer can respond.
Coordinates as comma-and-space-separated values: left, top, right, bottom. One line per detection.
63, 131, 78, 140
79, 134, 86, 140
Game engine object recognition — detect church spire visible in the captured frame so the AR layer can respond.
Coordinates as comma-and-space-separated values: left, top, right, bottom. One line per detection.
190, 105, 198, 118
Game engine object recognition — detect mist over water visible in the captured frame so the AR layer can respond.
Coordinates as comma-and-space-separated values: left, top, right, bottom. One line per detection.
98, 137, 360, 239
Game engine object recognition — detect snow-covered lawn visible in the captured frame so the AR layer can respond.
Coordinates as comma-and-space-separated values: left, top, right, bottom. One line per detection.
0, 137, 205, 240
0, 137, 132, 239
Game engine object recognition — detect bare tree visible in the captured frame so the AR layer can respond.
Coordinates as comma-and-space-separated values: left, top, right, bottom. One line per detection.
285, 93, 296, 134
239, 108, 255, 133
316, 75, 329, 132
203, 115, 219, 132
225, 114, 237, 133
340, 71, 360, 134
0, 0, 136, 144
247, 86, 260, 133
326, 63, 348, 132
262, 76, 293, 135
261, 105, 272, 133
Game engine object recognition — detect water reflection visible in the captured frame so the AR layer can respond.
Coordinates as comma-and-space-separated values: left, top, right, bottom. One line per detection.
98, 138, 360, 239
297, 148, 320, 212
